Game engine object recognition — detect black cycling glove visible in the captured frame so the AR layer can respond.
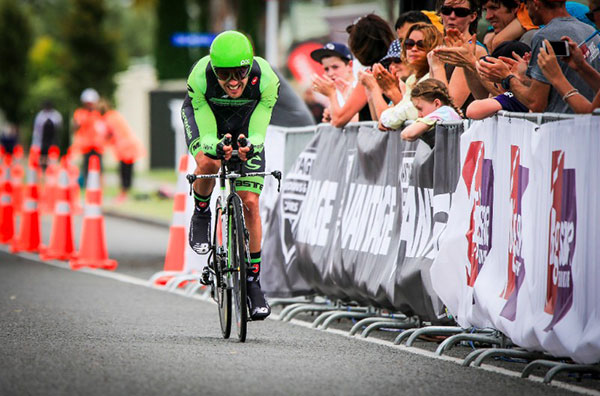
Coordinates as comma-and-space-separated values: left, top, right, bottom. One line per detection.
216, 135, 232, 158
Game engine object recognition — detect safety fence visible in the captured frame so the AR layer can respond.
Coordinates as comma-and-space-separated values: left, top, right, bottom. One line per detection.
261, 112, 600, 371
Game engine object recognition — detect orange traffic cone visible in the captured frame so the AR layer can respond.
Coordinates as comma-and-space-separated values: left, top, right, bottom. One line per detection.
0, 156, 15, 244
154, 155, 189, 286
11, 145, 25, 214
40, 159, 76, 261
64, 148, 82, 215
12, 151, 42, 253
40, 146, 60, 214
70, 155, 117, 271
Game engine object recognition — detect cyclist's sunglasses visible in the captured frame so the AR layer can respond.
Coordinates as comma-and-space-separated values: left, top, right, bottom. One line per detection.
213, 66, 251, 82
440, 5, 473, 17
586, 6, 600, 22
404, 39, 426, 50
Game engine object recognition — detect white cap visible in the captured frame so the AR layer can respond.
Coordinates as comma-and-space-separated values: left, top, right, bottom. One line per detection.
80, 88, 99, 103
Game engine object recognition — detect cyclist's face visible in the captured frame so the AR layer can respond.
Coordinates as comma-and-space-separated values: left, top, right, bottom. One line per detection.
214, 66, 250, 98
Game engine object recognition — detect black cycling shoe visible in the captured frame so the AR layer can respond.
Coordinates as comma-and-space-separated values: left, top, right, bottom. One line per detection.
246, 281, 271, 320
189, 208, 211, 255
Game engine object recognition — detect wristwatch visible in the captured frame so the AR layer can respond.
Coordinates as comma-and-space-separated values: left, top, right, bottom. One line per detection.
501, 74, 516, 91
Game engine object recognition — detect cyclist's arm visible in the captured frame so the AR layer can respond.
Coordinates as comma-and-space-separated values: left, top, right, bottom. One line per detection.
183, 56, 221, 157
247, 58, 280, 152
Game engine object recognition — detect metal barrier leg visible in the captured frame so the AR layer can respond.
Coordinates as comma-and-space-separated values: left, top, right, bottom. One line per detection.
543, 364, 600, 384
435, 331, 502, 356
394, 328, 418, 345
282, 304, 338, 322
360, 318, 418, 338
468, 348, 546, 367
318, 310, 373, 330
349, 317, 402, 336
279, 300, 330, 320
521, 359, 562, 378
269, 296, 313, 309
405, 326, 464, 347
462, 349, 490, 367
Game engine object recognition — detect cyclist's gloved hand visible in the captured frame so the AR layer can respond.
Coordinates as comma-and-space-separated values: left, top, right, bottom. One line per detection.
237, 134, 254, 161
216, 134, 233, 160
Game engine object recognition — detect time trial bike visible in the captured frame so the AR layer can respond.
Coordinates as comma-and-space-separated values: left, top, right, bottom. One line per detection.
186, 137, 281, 342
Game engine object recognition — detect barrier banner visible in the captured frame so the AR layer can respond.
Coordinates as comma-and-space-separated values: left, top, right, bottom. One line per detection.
263, 123, 461, 322
431, 115, 600, 363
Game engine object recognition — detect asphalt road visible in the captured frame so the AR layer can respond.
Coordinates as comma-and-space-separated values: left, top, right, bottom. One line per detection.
0, 216, 596, 396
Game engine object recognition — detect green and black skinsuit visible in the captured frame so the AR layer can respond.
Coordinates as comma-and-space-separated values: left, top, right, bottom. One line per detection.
181, 55, 280, 194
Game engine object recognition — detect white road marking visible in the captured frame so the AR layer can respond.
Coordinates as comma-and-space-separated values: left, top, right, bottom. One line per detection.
3, 245, 598, 396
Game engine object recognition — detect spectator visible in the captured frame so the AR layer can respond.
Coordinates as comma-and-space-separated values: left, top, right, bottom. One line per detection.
395, 10, 432, 39
466, 41, 532, 119
481, 0, 520, 51
477, 0, 600, 113
310, 42, 357, 122
588, 0, 600, 27
71, 88, 106, 185
32, 100, 63, 170
429, 0, 488, 112
313, 14, 394, 127
98, 99, 145, 203
359, 39, 407, 121
487, 1, 539, 50
400, 78, 463, 147
537, 37, 600, 112
379, 23, 443, 130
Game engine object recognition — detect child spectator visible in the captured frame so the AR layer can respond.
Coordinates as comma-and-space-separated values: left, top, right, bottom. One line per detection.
379, 23, 443, 130
399, 79, 463, 148
313, 14, 394, 127
310, 42, 357, 122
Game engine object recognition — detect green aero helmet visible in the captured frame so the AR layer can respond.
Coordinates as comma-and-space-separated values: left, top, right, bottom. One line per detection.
210, 30, 254, 70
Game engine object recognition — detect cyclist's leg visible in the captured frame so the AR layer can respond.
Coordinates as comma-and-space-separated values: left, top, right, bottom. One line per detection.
190, 151, 220, 255
237, 187, 270, 320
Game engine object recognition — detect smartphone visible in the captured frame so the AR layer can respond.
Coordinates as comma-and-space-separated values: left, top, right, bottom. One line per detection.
542, 40, 570, 57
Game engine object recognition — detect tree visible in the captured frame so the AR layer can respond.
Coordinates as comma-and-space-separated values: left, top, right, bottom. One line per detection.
0, 0, 33, 125
62, 0, 120, 102
154, 0, 192, 80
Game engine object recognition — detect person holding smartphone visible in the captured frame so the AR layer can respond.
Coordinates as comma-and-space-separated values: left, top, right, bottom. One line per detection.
537, 36, 600, 112
477, 0, 600, 113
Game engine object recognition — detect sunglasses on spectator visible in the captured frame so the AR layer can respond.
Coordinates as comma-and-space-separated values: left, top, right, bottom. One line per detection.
213, 66, 251, 82
404, 39, 427, 50
586, 6, 600, 22
440, 5, 473, 17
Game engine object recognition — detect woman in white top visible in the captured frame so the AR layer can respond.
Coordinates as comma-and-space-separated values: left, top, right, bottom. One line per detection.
379, 23, 443, 130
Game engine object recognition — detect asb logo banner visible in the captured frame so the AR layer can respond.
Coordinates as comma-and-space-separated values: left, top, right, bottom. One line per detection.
461, 141, 494, 287
544, 150, 576, 331
500, 145, 529, 321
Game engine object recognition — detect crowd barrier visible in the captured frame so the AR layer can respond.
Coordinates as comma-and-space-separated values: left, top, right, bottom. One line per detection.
261, 112, 600, 365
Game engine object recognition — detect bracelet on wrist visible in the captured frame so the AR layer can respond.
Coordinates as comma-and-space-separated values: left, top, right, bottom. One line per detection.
562, 88, 579, 101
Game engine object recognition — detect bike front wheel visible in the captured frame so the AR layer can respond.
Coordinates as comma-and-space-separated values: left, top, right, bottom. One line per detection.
214, 201, 231, 339
229, 196, 248, 342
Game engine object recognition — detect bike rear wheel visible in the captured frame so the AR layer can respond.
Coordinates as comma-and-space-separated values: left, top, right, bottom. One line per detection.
229, 196, 248, 342
214, 201, 231, 339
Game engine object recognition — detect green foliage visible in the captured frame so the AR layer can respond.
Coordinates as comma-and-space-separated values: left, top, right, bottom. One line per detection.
0, 0, 33, 124
62, 0, 121, 102
154, 0, 192, 80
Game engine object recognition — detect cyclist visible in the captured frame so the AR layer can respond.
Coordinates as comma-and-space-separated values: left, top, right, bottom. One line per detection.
181, 30, 280, 321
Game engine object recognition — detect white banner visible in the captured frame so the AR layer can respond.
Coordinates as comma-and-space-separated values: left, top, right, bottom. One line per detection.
431, 114, 600, 364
